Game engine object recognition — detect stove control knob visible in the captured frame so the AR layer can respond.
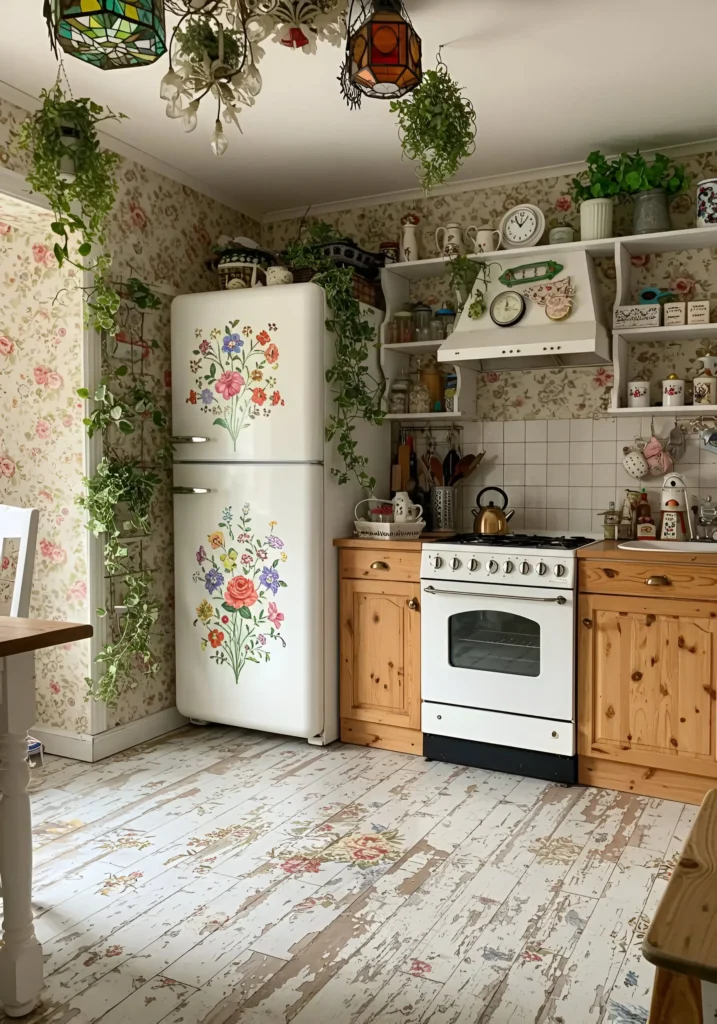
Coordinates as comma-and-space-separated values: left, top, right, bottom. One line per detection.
429, 554, 443, 569
554, 564, 567, 578
502, 560, 514, 574
450, 556, 461, 571
486, 559, 499, 575
536, 561, 548, 576
518, 561, 531, 575
468, 558, 480, 572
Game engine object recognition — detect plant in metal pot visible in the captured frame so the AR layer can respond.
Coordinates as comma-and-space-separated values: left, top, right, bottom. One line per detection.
390, 57, 476, 193
616, 151, 690, 234
570, 150, 621, 241
283, 220, 384, 491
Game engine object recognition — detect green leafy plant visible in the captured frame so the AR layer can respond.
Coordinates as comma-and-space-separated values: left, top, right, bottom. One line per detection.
390, 62, 476, 193
616, 151, 690, 195
284, 222, 384, 490
16, 84, 126, 333
447, 254, 499, 316
91, 571, 160, 706
174, 18, 243, 67
570, 150, 621, 203
18, 85, 167, 707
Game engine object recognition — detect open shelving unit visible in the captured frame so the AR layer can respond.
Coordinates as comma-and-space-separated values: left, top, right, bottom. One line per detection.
379, 225, 717, 422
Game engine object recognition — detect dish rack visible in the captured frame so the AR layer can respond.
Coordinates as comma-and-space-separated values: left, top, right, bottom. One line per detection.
353, 520, 426, 540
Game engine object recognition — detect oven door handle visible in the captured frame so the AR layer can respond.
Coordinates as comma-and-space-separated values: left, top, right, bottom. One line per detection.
423, 585, 567, 606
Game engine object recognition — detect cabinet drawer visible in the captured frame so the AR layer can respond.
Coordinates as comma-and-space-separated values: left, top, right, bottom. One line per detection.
579, 559, 717, 599
340, 548, 420, 582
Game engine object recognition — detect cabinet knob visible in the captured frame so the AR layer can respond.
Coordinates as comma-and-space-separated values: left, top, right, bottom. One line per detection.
407, 598, 419, 611
582, 618, 593, 628
645, 575, 671, 586
370, 561, 390, 571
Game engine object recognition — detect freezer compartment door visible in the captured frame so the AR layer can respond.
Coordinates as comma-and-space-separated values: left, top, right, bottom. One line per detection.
173, 462, 323, 736
171, 285, 324, 462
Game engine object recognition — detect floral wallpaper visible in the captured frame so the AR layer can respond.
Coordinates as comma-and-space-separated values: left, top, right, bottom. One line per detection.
0, 92, 260, 734
263, 148, 717, 420
0, 194, 89, 732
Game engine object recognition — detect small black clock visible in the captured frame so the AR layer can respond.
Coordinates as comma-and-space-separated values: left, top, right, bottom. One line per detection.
490, 290, 527, 328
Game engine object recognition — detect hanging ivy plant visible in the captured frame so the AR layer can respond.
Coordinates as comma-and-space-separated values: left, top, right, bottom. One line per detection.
283, 221, 384, 491
16, 84, 167, 708
390, 59, 476, 193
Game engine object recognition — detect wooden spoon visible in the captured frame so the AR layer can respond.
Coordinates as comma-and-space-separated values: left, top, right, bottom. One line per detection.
461, 453, 484, 483
430, 455, 444, 486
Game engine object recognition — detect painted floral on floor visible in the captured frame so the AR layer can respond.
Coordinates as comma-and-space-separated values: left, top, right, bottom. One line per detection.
193, 503, 287, 683
188, 321, 284, 450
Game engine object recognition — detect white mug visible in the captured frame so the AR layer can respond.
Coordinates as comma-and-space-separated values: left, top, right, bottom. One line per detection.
392, 491, 424, 524
466, 226, 501, 254
266, 266, 293, 286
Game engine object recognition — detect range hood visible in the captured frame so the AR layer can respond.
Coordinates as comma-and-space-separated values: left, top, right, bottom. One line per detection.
437, 248, 611, 371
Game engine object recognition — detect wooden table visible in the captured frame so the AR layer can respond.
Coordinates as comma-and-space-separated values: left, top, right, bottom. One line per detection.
643, 789, 717, 1023
0, 617, 92, 1018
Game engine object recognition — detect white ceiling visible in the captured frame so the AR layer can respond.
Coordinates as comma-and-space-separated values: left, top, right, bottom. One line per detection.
1, 0, 716, 217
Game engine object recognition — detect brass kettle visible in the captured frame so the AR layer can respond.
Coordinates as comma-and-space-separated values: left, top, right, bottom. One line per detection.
472, 487, 515, 536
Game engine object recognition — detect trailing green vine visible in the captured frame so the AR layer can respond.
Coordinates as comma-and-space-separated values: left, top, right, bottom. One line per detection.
391, 57, 476, 193
17, 84, 167, 708
283, 221, 384, 491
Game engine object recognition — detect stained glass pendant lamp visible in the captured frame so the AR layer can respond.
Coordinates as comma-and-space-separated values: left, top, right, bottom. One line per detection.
47, 0, 167, 70
343, 0, 421, 106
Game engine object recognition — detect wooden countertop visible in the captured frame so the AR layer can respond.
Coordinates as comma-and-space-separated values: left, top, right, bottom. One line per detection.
578, 540, 717, 565
334, 533, 454, 551
0, 616, 93, 658
643, 789, 717, 984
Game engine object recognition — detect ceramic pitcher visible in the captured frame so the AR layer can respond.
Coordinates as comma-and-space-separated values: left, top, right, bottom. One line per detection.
392, 491, 424, 523
400, 217, 420, 263
466, 226, 501, 253
435, 222, 464, 257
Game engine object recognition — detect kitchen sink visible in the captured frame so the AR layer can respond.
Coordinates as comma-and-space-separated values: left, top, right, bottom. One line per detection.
619, 540, 717, 552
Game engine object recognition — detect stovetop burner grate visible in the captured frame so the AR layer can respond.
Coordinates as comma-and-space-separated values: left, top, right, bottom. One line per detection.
446, 534, 594, 551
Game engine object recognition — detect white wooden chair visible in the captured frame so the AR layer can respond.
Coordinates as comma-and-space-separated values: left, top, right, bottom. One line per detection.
0, 504, 39, 618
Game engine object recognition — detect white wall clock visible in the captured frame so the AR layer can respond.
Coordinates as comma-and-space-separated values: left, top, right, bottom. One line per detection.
499, 204, 546, 249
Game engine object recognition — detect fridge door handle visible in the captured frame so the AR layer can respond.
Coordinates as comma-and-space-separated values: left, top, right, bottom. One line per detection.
173, 487, 212, 495
171, 436, 210, 444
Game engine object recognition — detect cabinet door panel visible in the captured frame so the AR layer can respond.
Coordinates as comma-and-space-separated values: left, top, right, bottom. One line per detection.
340, 578, 420, 730
580, 595, 717, 774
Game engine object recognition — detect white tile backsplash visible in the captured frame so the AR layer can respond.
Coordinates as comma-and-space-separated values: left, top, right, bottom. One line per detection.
548, 442, 570, 464
548, 420, 570, 442
526, 441, 547, 464
504, 421, 526, 443
455, 417, 694, 534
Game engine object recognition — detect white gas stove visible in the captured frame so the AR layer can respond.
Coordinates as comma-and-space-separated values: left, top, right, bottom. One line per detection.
420, 533, 596, 784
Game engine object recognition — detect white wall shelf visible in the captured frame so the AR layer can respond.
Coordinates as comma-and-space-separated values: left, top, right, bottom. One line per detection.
612, 405, 717, 418
614, 323, 717, 344
381, 339, 443, 354
383, 411, 477, 422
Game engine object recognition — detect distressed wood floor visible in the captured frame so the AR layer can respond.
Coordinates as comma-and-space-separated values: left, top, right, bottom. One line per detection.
3, 726, 691, 1023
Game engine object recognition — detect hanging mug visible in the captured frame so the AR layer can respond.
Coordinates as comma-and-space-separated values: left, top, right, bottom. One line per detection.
466, 226, 501, 254
435, 222, 464, 257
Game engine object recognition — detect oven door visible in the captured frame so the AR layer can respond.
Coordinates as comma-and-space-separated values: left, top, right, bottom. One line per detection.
421, 580, 575, 722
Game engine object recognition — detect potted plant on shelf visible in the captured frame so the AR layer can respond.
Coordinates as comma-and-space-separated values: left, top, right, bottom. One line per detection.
570, 151, 621, 241
616, 151, 689, 234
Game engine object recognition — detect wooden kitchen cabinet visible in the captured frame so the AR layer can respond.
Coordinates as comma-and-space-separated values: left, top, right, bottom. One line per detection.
335, 539, 423, 755
578, 545, 717, 803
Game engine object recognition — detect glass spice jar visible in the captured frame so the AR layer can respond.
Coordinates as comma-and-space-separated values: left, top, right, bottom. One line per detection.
388, 376, 410, 415
409, 378, 432, 415
394, 311, 414, 344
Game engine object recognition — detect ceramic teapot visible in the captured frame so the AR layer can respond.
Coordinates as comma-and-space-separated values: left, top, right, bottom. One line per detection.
472, 487, 515, 536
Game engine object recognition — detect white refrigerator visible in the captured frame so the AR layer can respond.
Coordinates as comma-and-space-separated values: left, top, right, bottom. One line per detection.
171, 283, 387, 744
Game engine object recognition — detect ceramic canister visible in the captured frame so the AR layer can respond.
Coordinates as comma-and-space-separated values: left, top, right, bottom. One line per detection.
627, 379, 650, 408
693, 356, 717, 405
662, 375, 685, 407
697, 179, 717, 227
549, 225, 575, 245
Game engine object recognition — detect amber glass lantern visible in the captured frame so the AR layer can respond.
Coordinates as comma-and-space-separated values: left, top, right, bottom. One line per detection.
348, 0, 422, 100
48, 0, 166, 70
